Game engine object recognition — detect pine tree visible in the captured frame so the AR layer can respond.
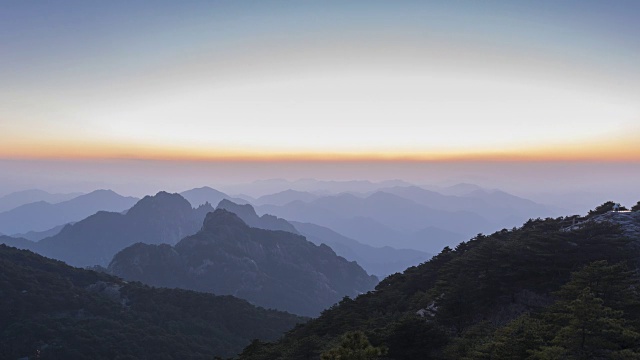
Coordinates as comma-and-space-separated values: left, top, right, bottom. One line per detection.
320, 331, 386, 360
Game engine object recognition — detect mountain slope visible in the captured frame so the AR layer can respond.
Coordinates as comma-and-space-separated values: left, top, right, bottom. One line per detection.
108, 209, 378, 317
257, 192, 480, 251
0, 192, 213, 267
0, 244, 303, 359
180, 186, 248, 207
291, 221, 430, 277
11, 223, 68, 241
214, 200, 428, 277
0, 189, 138, 234
217, 199, 299, 234
0, 189, 82, 212
254, 189, 319, 206
381, 185, 556, 226
237, 208, 640, 359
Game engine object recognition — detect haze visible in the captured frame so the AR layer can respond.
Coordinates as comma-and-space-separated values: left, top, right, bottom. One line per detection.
1, 0, 639, 212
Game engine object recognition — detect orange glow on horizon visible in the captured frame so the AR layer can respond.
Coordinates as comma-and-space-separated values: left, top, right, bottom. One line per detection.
1, 135, 639, 163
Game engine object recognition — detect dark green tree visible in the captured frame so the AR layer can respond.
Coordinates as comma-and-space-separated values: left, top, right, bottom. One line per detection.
321, 331, 386, 360
589, 201, 627, 215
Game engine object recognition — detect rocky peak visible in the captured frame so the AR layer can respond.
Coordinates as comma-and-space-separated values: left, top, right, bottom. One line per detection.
202, 209, 250, 233
127, 191, 193, 218
217, 199, 258, 218
217, 199, 299, 234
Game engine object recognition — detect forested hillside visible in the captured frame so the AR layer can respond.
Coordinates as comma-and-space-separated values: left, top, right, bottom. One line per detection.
0, 245, 303, 359
238, 209, 640, 359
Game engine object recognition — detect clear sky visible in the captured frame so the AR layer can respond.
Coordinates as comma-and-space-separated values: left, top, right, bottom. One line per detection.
2, 0, 640, 162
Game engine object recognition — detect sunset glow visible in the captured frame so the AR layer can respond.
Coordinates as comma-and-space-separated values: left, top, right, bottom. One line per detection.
2, 1, 639, 164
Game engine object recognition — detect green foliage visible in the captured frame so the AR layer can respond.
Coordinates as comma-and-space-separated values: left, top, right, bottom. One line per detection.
632, 201, 640, 212
320, 331, 386, 360
237, 215, 639, 360
589, 201, 628, 215
477, 261, 640, 360
0, 245, 303, 359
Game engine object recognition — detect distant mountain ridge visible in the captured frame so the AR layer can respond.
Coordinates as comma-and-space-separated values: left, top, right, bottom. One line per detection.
254, 189, 319, 206
217, 199, 299, 234
291, 221, 430, 277
0, 189, 83, 212
0, 189, 138, 234
213, 200, 430, 276
180, 186, 248, 207
11, 223, 68, 241
0, 192, 213, 267
221, 178, 413, 198
256, 185, 556, 253
108, 209, 378, 317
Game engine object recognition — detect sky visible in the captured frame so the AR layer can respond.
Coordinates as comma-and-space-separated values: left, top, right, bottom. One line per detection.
1, 1, 639, 203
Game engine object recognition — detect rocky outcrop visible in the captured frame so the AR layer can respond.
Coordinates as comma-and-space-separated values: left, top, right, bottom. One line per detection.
216, 199, 299, 234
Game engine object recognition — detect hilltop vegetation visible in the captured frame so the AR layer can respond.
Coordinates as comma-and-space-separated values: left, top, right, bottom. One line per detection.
0, 245, 303, 359
237, 208, 640, 359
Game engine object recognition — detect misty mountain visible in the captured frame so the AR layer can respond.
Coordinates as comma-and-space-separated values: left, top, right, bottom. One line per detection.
380, 185, 556, 226
212, 199, 428, 276
0, 192, 214, 267
291, 221, 430, 277
11, 223, 68, 241
108, 209, 378, 317
180, 186, 248, 207
436, 182, 485, 196
257, 191, 487, 252
254, 189, 319, 206
0, 235, 36, 251
217, 199, 299, 234
0, 244, 303, 359
221, 178, 413, 198
0, 189, 83, 212
0, 189, 138, 234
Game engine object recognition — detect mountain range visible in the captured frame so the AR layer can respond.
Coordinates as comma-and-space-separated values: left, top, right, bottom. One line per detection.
0, 189, 83, 212
0, 189, 138, 234
255, 186, 556, 254
291, 221, 430, 277
180, 186, 248, 207
0, 192, 213, 267
108, 209, 378, 317
214, 199, 430, 277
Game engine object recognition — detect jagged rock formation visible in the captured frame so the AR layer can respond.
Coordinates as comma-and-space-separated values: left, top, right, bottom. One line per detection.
109, 209, 378, 316
217, 199, 299, 234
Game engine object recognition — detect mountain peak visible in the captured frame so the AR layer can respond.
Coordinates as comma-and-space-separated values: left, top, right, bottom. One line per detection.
202, 208, 250, 232
127, 192, 192, 217
217, 198, 258, 217
217, 199, 300, 234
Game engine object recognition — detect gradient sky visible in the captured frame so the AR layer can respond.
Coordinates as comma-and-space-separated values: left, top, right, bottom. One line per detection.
2, 0, 640, 161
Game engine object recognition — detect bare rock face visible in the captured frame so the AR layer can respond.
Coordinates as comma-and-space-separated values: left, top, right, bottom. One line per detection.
591, 211, 640, 239
109, 209, 378, 317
